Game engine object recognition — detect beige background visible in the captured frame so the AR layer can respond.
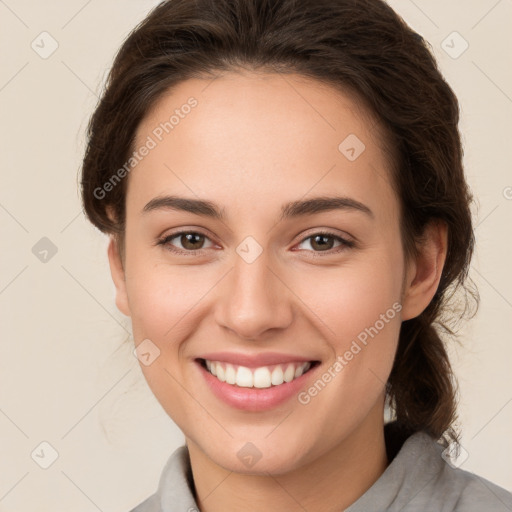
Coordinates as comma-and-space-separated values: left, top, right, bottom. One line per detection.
0, 0, 511, 510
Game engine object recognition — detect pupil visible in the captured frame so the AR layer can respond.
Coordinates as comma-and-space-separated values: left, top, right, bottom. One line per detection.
312, 235, 333, 251
183, 233, 203, 250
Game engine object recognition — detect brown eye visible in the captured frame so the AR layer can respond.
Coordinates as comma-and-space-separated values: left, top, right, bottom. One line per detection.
309, 234, 335, 251
296, 231, 355, 254
158, 231, 215, 254
179, 232, 206, 250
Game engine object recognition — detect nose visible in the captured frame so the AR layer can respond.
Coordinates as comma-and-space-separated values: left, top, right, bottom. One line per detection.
214, 251, 293, 340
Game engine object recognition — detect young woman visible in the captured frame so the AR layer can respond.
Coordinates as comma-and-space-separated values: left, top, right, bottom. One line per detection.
80, 0, 512, 510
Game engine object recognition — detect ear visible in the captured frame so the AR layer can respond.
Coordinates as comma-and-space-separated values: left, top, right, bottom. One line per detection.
400, 220, 448, 321
107, 236, 131, 317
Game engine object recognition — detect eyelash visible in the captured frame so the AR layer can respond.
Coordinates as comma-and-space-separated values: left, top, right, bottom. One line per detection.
156, 230, 356, 256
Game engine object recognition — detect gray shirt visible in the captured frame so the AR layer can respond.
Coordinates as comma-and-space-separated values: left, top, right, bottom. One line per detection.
130, 427, 512, 511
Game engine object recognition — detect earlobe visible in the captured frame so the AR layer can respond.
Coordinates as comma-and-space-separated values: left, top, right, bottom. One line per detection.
400, 221, 448, 321
107, 236, 131, 317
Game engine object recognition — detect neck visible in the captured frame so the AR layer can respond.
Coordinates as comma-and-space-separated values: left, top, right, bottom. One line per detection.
186, 403, 388, 512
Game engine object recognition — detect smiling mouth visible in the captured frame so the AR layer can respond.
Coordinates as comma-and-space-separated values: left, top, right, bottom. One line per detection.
197, 358, 320, 388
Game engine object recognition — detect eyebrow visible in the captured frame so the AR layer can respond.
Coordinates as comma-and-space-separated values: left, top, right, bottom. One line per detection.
142, 195, 374, 221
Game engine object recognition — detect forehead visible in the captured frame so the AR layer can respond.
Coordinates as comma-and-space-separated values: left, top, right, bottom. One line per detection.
129, 71, 398, 226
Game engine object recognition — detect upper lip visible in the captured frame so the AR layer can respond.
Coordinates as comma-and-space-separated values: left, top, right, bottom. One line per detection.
197, 351, 319, 368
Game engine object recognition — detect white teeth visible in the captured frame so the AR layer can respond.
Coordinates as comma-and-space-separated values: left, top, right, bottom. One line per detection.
236, 366, 253, 387
204, 360, 313, 388
216, 364, 226, 382
225, 364, 236, 384
271, 366, 284, 385
253, 367, 272, 388
283, 364, 295, 383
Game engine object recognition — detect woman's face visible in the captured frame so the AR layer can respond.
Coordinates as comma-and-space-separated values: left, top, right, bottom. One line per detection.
110, 71, 417, 474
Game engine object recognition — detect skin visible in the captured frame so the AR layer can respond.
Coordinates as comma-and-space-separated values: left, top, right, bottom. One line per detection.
107, 70, 447, 512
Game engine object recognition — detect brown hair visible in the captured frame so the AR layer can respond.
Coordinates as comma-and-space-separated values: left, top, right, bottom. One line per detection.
81, 0, 479, 444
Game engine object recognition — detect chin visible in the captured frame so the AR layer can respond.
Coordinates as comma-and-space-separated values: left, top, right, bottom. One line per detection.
199, 435, 311, 476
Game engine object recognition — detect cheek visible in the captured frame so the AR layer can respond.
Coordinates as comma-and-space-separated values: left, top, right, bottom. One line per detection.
290, 253, 402, 344
124, 255, 209, 424
289, 253, 402, 407
124, 246, 212, 341
295, 285, 400, 445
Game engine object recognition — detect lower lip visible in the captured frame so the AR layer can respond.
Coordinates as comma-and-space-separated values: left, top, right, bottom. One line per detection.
196, 360, 319, 411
